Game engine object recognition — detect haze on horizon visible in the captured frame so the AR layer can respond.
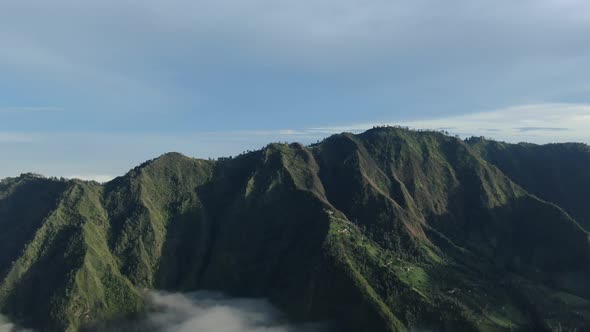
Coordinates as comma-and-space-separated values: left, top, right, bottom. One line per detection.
2, 0, 590, 181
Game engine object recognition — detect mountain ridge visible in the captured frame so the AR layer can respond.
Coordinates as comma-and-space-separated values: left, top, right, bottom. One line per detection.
1, 127, 589, 331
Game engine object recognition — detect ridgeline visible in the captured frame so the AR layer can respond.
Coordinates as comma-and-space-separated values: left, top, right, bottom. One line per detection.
1, 127, 589, 331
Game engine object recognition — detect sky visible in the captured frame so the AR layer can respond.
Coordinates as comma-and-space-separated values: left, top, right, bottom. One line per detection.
1, 0, 590, 181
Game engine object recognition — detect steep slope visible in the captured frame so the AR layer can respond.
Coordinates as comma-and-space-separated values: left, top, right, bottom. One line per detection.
314, 128, 590, 331
0, 179, 142, 331
355, 129, 589, 285
468, 138, 590, 231
0, 127, 589, 332
0, 175, 68, 280
103, 152, 215, 288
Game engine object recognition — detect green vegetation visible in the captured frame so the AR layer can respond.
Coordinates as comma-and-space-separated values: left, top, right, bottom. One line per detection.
468, 138, 590, 231
1, 127, 589, 331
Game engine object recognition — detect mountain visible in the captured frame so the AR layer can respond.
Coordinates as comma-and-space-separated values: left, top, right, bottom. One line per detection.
467, 138, 590, 231
1, 127, 589, 332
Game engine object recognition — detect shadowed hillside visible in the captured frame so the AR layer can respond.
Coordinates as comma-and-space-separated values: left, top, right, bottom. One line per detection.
1, 127, 589, 332
468, 138, 590, 231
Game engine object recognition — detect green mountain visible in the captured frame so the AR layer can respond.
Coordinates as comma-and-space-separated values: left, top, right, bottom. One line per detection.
467, 138, 590, 231
1, 127, 589, 332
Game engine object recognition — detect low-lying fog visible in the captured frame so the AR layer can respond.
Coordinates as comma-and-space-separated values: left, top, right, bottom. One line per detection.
93, 291, 327, 332
1, 291, 326, 332
0, 314, 32, 332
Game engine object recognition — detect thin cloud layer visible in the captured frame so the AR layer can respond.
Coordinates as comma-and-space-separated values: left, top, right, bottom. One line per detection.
0, 315, 32, 332
0, 315, 13, 332
66, 175, 115, 183
3, 1, 590, 70
516, 127, 569, 132
1, 0, 590, 129
311, 103, 590, 144
2, 103, 589, 180
93, 291, 326, 332
1, 1, 590, 179
401, 103, 590, 143
0, 133, 38, 143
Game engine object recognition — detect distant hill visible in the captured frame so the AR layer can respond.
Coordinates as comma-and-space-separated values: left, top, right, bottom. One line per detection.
1, 127, 589, 332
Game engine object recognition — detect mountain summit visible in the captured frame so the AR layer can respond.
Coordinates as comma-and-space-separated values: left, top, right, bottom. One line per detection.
1, 127, 589, 331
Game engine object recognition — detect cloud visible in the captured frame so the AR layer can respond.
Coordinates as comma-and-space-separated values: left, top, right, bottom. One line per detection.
66, 175, 115, 183
0, 315, 33, 332
309, 103, 590, 144
92, 291, 326, 332
516, 127, 569, 132
401, 103, 590, 143
2, 0, 588, 78
1, 103, 589, 181
0, 107, 62, 113
0, 315, 14, 332
1, 0, 590, 122
0, 132, 39, 143
9, 1, 590, 66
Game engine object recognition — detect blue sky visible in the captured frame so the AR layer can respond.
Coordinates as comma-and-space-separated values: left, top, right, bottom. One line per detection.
2, 0, 590, 181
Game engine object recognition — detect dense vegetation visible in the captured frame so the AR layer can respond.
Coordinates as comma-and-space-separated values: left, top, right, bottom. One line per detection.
1, 127, 589, 331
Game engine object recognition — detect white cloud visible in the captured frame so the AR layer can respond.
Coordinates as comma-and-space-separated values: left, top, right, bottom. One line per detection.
1, 103, 589, 181
2, 0, 590, 79
0, 314, 32, 332
0, 132, 39, 143
308, 103, 590, 144
66, 175, 115, 183
1, 0, 590, 139
94, 291, 325, 332
401, 103, 590, 143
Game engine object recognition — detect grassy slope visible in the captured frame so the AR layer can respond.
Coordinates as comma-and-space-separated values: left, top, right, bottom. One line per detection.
0, 175, 69, 280
0, 180, 143, 331
0, 128, 589, 331
346, 128, 590, 331
468, 138, 590, 231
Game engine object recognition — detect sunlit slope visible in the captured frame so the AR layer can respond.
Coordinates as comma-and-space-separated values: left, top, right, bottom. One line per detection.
0, 127, 589, 332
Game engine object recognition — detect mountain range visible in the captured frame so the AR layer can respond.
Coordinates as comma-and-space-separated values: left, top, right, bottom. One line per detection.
1, 127, 589, 331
